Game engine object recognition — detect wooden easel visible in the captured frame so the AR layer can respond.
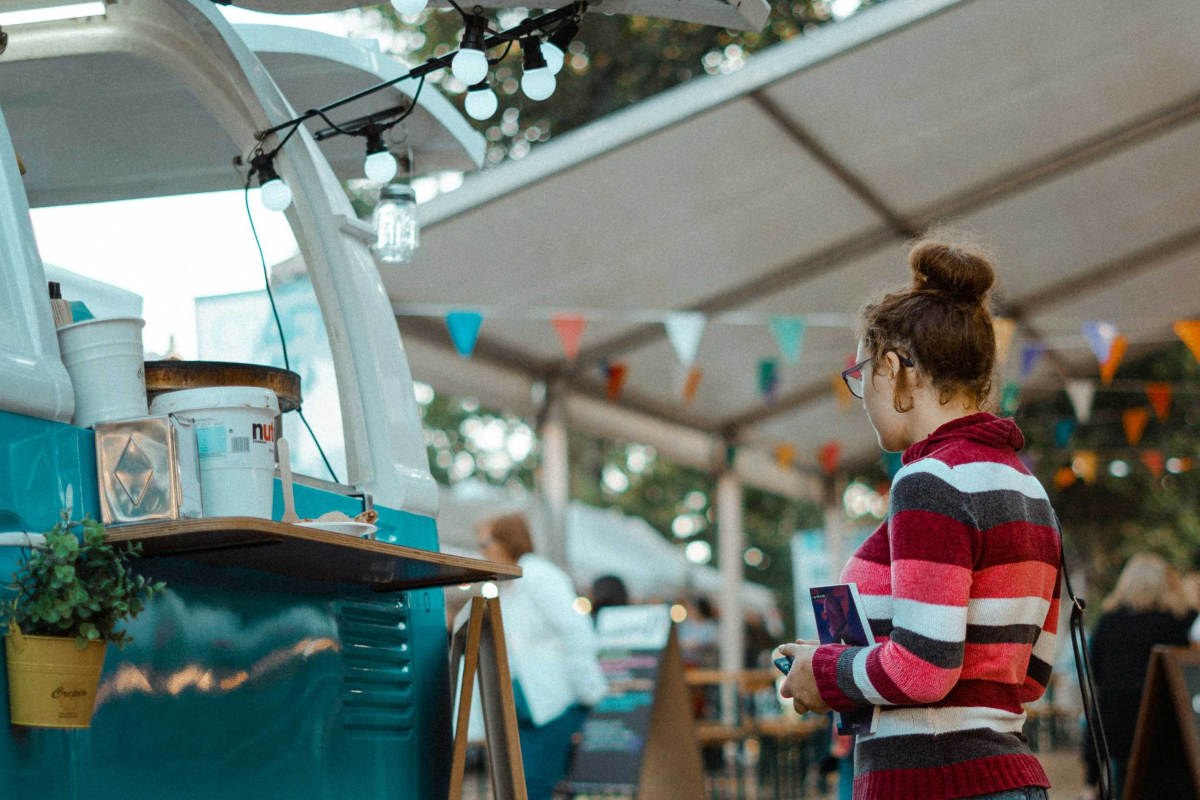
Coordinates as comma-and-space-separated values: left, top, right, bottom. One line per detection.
448, 596, 527, 800
1123, 646, 1200, 800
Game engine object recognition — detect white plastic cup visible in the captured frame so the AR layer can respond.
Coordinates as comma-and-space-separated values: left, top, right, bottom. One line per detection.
56, 317, 148, 429
150, 387, 279, 519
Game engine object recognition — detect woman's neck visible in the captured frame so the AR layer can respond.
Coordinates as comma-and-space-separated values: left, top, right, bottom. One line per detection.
903, 393, 982, 450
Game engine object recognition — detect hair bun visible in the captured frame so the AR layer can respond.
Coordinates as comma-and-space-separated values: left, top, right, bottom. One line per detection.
908, 239, 995, 302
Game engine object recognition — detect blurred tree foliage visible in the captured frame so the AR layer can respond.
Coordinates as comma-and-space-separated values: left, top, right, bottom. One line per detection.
418, 384, 821, 633
346, 0, 877, 170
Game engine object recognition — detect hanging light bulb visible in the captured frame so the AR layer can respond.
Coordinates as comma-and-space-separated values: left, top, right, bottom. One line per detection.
451, 15, 490, 87
363, 130, 398, 184
465, 80, 499, 121
253, 157, 292, 212
520, 36, 555, 101
390, 0, 428, 15
372, 183, 419, 265
540, 20, 577, 76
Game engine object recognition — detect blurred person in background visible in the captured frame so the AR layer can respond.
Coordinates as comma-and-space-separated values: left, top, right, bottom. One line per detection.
590, 574, 629, 622
475, 512, 608, 800
1086, 553, 1192, 798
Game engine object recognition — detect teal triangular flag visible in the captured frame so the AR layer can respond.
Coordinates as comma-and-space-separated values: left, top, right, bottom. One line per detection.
769, 316, 806, 366
758, 358, 779, 400
446, 311, 483, 358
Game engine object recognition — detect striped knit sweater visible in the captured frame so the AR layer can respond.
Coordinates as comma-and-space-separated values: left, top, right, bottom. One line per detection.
812, 413, 1060, 800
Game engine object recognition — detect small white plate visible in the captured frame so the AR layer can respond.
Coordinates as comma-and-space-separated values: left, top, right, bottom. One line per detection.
297, 521, 378, 539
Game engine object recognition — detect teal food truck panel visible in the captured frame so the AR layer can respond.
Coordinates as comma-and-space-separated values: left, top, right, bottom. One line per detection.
0, 410, 451, 799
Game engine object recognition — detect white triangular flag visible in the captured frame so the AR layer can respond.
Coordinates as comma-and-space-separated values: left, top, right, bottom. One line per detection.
1065, 379, 1096, 424
664, 312, 706, 367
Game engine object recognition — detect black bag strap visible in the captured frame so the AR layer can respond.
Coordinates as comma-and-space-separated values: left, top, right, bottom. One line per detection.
1053, 511, 1115, 800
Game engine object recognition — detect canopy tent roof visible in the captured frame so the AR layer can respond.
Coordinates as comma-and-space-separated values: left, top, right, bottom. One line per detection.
390, 0, 1200, 494
0, 9, 483, 207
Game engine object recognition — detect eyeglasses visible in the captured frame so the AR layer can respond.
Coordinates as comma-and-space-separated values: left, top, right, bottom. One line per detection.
841, 354, 914, 399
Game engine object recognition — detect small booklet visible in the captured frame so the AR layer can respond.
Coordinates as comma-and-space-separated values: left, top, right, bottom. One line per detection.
810, 583, 880, 736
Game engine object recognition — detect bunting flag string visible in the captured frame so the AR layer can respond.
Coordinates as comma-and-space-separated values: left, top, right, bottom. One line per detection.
1082, 320, 1119, 364
605, 362, 629, 403
445, 311, 483, 358
818, 441, 842, 476
1071, 451, 1099, 484
770, 316, 807, 366
774, 443, 797, 470
664, 312, 706, 367
1174, 320, 1200, 363
758, 359, 779, 402
1146, 383, 1172, 422
1054, 418, 1076, 449
993, 318, 1017, 368
1141, 450, 1165, 479
1122, 408, 1150, 447
682, 367, 703, 404
550, 314, 587, 363
1066, 379, 1096, 423
1054, 465, 1078, 490
1099, 334, 1128, 386
832, 372, 854, 410
1019, 342, 1045, 380
1000, 381, 1020, 417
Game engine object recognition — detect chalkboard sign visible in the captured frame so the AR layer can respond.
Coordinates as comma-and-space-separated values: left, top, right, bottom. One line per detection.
563, 606, 705, 799
1123, 646, 1200, 800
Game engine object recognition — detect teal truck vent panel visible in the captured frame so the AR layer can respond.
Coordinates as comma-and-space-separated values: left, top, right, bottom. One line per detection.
337, 590, 415, 739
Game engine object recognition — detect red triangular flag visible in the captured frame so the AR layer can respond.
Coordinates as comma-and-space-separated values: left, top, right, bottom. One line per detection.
1122, 408, 1150, 447
1100, 335, 1128, 386
1142, 450, 1165, 479
551, 314, 587, 363
818, 441, 842, 476
682, 367, 703, 404
1174, 320, 1200, 363
1146, 383, 1172, 422
606, 362, 628, 403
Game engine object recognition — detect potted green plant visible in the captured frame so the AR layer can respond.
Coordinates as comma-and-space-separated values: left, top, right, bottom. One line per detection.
3, 512, 165, 728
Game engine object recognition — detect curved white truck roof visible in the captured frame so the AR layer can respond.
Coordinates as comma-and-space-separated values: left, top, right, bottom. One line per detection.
1, 8, 483, 206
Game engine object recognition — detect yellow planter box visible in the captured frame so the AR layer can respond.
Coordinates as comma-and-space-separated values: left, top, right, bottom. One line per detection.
5, 629, 107, 728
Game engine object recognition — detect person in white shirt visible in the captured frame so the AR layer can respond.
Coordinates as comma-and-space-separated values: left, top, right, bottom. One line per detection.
476, 513, 608, 800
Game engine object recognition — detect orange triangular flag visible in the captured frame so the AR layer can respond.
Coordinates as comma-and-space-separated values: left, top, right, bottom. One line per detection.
832, 373, 853, 410
1141, 450, 1165, 478
1122, 408, 1150, 447
605, 362, 628, 403
774, 443, 797, 470
1072, 451, 1098, 484
551, 314, 587, 363
1174, 320, 1200, 363
1100, 334, 1128, 385
1146, 382, 1172, 422
682, 367, 703, 404
1054, 466, 1078, 490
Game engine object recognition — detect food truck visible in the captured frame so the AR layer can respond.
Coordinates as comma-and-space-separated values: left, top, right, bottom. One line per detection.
0, 0, 766, 796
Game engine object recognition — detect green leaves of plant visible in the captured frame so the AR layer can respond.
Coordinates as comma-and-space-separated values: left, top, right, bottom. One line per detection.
4, 510, 167, 648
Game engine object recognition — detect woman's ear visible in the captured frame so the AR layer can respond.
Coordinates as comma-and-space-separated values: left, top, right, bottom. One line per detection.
885, 351, 915, 413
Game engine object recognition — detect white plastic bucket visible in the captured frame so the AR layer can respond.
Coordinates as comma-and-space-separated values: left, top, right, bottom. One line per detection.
56, 317, 148, 428
150, 387, 279, 519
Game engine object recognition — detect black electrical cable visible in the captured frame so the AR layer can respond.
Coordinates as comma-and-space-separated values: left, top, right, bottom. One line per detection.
382, 74, 426, 131
242, 175, 341, 484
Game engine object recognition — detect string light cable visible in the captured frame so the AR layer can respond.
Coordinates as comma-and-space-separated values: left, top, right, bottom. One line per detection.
238, 164, 341, 484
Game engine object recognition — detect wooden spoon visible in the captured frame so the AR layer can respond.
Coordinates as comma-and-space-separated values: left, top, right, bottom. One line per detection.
277, 437, 299, 524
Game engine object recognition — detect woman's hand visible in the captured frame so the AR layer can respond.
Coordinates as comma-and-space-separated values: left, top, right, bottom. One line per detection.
778, 641, 831, 715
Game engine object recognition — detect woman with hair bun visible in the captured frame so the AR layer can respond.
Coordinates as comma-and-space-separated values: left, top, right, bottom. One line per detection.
779, 234, 1061, 800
